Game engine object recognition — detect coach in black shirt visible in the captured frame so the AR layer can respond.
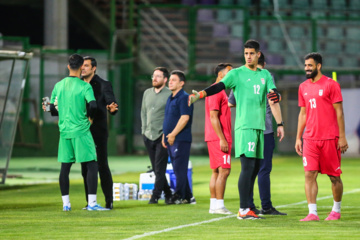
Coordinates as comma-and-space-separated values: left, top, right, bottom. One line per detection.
81, 56, 118, 209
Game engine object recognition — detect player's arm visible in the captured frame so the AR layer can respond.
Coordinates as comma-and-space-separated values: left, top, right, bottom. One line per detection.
49, 103, 59, 116
166, 115, 189, 146
210, 110, 228, 152
188, 82, 225, 106
295, 107, 306, 156
87, 100, 97, 121
333, 102, 348, 154
227, 90, 236, 108
269, 101, 284, 142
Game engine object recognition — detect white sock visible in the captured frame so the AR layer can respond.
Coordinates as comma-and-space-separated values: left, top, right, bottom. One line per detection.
62, 195, 70, 207
216, 199, 224, 209
210, 198, 216, 210
240, 208, 250, 215
88, 194, 97, 207
308, 203, 317, 215
332, 200, 341, 213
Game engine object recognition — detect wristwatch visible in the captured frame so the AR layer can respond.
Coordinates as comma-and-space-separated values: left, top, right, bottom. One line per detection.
277, 121, 284, 126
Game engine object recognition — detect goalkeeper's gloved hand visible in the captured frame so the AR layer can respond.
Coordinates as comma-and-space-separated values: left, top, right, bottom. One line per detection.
54, 97, 58, 110
188, 90, 200, 106
267, 89, 281, 103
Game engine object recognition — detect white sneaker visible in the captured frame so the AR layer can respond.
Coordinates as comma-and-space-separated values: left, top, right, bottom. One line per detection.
214, 207, 232, 215
209, 208, 215, 214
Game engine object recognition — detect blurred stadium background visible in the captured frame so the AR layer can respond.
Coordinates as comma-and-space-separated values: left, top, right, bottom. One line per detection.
1, 0, 360, 165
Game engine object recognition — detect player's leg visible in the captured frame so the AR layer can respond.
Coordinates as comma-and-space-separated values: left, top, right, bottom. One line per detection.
59, 162, 73, 211
237, 129, 263, 219
209, 168, 218, 213
258, 133, 286, 215
95, 137, 113, 208
326, 175, 343, 220
258, 133, 274, 210
323, 138, 343, 220
58, 136, 75, 211
81, 162, 89, 206
238, 155, 263, 219
304, 171, 319, 207
214, 166, 231, 214
248, 158, 260, 212
300, 139, 320, 221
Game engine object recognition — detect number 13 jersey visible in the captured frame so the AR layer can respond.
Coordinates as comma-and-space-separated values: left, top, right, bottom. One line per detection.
298, 75, 343, 140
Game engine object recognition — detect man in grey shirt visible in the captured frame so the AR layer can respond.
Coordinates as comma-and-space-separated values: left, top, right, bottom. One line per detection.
228, 52, 286, 215
141, 67, 173, 204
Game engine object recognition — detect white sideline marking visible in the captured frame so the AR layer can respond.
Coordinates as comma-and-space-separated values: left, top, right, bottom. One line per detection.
123, 214, 235, 240
276, 188, 360, 209
123, 189, 360, 240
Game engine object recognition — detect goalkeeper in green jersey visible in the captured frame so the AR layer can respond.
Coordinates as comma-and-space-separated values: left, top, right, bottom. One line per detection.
189, 39, 284, 220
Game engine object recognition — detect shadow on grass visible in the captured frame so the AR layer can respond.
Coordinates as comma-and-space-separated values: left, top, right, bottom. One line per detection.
0, 185, 34, 191
0, 202, 55, 210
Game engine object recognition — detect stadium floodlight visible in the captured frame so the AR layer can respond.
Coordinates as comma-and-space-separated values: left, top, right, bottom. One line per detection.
0, 50, 33, 184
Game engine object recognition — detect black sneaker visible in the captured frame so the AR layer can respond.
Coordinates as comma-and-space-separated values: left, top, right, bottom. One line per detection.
181, 197, 196, 204
171, 194, 182, 205
148, 197, 158, 204
165, 195, 174, 205
106, 201, 113, 210
259, 207, 287, 215
250, 207, 261, 215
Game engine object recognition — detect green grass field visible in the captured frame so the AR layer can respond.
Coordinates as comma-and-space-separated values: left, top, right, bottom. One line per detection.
1, 155, 360, 239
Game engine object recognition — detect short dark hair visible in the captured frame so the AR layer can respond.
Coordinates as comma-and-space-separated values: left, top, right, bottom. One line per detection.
83, 56, 97, 68
258, 51, 265, 67
304, 52, 322, 65
68, 54, 84, 70
244, 39, 260, 52
214, 63, 232, 76
154, 67, 169, 79
170, 70, 186, 82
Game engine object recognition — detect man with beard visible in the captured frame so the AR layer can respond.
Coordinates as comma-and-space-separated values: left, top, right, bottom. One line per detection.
141, 67, 173, 204
81, 56, 118, 209
295, 52, 348, 221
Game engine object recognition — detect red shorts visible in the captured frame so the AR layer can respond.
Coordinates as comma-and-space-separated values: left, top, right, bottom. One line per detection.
302, 138, 342, 176
207, 140, 232, 169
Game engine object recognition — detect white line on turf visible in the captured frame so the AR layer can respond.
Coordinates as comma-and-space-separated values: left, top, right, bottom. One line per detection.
123, 214, 236, 240
123, 188, 360, 240
276, 188, 360, 209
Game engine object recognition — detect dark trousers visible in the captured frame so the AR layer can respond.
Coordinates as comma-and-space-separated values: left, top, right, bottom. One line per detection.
60, 161, 98, 195
167, 141, 193, 200
143, 135, 172, 199
82, 137, 113, 204
239, 155, 260, 209
249, 133, 275, 209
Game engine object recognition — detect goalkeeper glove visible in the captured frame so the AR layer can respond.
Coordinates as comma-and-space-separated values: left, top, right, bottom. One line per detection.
267, 89, 281, 103
188, 90, 204, 106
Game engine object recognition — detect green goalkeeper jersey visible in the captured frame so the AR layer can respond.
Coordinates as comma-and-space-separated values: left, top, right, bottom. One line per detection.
51, 76, 96, 138
221, 65, 276, 131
